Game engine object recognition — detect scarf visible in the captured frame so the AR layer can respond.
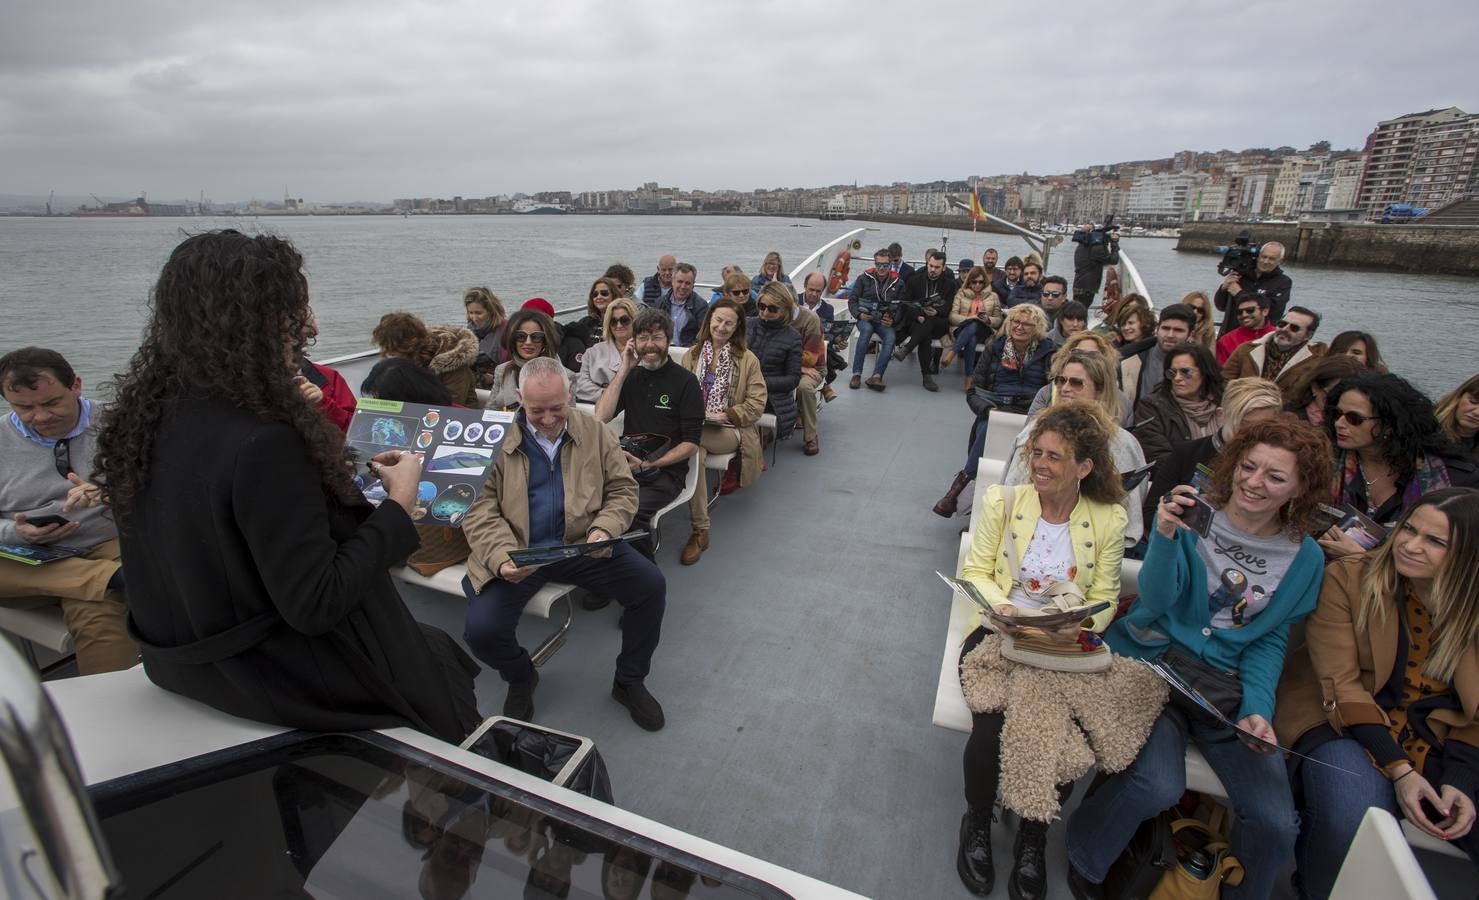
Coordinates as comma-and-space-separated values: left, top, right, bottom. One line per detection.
697, 341, 735, 416
1334, 450, 1452, 519
1261, 339, 1300, 380
1174, 395, 1219, 439
1000, 337, 1038, 372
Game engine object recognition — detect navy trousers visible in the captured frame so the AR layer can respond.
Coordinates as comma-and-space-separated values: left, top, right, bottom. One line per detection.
462, 543, 666, 687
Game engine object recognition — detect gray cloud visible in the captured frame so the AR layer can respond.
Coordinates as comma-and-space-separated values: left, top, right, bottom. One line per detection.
2, 0, 1474, 201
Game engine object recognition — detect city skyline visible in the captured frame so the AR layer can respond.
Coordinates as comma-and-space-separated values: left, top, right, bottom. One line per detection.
5, 0, 1476, 201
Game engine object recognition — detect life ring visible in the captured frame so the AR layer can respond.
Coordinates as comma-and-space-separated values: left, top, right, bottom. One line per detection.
826, 251, 851, 294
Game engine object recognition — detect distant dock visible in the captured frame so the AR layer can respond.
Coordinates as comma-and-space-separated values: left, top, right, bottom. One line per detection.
1177, 221, 1479, 276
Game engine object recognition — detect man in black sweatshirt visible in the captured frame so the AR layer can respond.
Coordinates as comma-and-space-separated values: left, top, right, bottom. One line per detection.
893, 250, 957, 392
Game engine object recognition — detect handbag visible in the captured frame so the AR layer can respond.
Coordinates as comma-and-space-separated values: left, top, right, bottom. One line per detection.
1160, 645, 1243, 722
996, 485, 1112, 673
407, 523, 471, 577
1148, 806, 1244, 900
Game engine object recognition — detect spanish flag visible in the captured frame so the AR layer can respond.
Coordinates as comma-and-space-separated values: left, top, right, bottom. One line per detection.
968, 192, 986, 221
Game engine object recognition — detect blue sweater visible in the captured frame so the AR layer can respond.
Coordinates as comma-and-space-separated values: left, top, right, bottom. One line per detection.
519, 426, 566, 549
1106, 527, 1324, 722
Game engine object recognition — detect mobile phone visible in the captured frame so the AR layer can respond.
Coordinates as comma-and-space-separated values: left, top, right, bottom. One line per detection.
25, 514, 71, 528
1180, 494, 1216, 538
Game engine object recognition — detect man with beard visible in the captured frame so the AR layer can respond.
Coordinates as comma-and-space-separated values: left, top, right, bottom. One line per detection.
1220, 305, 1326, 391
893, 250, 957, 392
1004, 260, 1043, 308
594, 308, 702, 561
1212, 241, 1293, 337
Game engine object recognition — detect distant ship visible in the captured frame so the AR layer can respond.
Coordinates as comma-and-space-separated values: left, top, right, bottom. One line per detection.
512, 199, 569, 215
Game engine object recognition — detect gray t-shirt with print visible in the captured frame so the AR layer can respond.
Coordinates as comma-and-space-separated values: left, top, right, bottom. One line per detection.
1195, 513, 1302, 629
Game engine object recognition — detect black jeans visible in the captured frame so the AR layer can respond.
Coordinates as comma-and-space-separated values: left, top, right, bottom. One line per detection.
959, 626, 1075, 818
632, 467, 685, 559
462, 543, 666, 686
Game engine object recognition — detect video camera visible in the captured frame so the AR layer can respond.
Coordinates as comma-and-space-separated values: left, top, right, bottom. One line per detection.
1215, 231, 1261, 281
1073, 214, 1120, 264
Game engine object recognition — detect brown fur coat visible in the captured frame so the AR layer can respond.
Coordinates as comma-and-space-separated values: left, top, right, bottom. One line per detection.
960, 635, 1168, 821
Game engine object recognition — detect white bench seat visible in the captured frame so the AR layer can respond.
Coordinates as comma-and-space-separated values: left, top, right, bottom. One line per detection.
0, 603, 76, 673
391, 565, 574, 667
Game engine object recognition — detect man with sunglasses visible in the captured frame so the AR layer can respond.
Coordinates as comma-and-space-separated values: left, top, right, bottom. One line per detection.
1220, 305, 1327, 390
894, 250, 957, 392
1214, 292, 1274, 365
1212, 241, 1292, 338
0, 347, 137, 674
846, 248, 907, 391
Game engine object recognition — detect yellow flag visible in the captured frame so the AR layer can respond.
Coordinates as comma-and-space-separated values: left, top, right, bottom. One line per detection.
968, 193, 986, 221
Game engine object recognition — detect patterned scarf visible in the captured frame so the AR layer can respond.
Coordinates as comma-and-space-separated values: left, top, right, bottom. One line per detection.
1000, 337, 1038, 372
1334, 450, 1452, 518
698, 341, 735, 416
1174, 395, 1220, 439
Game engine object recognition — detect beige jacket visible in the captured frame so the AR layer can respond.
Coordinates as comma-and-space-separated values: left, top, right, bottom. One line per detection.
949, 287, 1003, 331
1220, 333, 1327, 393
462, 408, 638, 591
681, 344, 768, 487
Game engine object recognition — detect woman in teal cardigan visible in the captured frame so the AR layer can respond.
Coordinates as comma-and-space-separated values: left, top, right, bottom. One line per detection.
1065, 415, 1333, 900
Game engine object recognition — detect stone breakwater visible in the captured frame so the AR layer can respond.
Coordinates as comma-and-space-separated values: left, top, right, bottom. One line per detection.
1177, 222, 1479, 277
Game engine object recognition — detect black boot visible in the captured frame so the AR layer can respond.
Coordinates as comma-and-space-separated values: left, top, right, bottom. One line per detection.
1008, 819, 1049, 900
933, 470, 972, 517
922, 368, 939, 392
956, 806, 994, 896
929, 345, 943, 374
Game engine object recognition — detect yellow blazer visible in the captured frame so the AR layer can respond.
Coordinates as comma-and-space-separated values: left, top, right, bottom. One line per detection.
960, 483, 1127, 633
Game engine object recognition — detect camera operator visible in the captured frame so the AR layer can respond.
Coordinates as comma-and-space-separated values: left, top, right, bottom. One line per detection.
1214, 241, 1291, 338
1071, 218, 1120, 303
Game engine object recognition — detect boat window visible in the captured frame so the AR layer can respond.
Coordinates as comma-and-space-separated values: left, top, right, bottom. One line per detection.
92, 733, 787, 899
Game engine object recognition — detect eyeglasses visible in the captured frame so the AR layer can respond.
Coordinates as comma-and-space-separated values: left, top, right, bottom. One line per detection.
53, 439, 72, 479
1275, 320, 1304, 334
513, 332, 546, 344
1335, 409, 1378, 427
609, 316, 632, 327
1041, 289, 1065, 298
757, 302, 782, 313
1166, 367, 1198, 381
1053, 376, 1088, 390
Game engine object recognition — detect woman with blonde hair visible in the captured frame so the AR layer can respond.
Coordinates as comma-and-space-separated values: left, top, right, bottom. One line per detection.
750, 250, 791, 300
940, 265, 1004, 390
1435, 373, 1479, 463
1180, 290, 1216, 349
679, 298, 768, 565
1025, 331, 1128, 425
1276, 487, 1479, 896
464, 286, 507, 385
1003, 353, 1148, 547
573, 297, 639, 403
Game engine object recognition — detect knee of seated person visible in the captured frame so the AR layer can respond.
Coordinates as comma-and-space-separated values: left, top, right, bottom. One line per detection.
1237, 798, 1299, 848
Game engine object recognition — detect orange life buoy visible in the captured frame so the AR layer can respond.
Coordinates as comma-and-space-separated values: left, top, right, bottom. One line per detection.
826, 251, 851, 295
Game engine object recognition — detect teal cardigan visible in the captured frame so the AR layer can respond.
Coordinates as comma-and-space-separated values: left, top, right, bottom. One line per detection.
1105, 527, 1324, 722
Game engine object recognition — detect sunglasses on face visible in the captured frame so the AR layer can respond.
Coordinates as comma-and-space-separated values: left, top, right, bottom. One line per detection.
513, 332, 546, 344
757, 302, 782, 313
609, 316, 631, 327
1166, 367, 1198, 380
970, 279, 985, 285
1336, 409, 1377, 427
1053, 375, 1088, 390
729, 288, 749, 297
1276, 320, 1304, 333
1237, 306, 1259, 317
1041, 289, 1064, 298
593, 290, 611, 298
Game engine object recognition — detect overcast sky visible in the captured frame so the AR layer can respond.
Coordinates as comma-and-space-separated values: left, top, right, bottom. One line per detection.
3, 0, 1474, 202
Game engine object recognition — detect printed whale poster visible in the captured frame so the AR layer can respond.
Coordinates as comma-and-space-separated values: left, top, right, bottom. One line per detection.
346, 399, 515, 527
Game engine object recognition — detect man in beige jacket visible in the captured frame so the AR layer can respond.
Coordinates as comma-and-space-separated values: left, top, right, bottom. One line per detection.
461, 357, 667, 731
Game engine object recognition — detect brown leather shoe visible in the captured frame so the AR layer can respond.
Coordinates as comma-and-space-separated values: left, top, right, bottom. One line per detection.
820, 384, 837, 402
940, 349, 957, 368
865, 376, 885, 392
680, 528, 709, 565
804, 438, 820, 456
848, 375, 862, 390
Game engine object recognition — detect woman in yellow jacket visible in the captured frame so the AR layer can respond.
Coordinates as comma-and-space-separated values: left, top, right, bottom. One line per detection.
955, 402, 1127, 900
678, 297, 767, 565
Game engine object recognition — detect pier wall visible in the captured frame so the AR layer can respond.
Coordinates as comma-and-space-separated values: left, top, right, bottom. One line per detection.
1177, 222, 1479, 276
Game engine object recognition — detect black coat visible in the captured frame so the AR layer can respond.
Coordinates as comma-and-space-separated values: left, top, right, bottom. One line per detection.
122, 399, 481, 743
746, 317, 802, 438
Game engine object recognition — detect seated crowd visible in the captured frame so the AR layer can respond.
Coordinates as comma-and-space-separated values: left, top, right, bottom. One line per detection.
4, 230, 1477, 900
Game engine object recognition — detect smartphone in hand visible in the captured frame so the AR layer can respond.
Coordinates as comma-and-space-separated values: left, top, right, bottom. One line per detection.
25, 514, 72, 528
1180, 494, 1216, 538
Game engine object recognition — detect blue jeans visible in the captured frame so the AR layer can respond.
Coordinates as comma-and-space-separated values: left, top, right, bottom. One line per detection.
462, 543, 665, 686
1066, 706, 1299, 899
1290, 738, 1399, 900
951, 320, 985, 376
851, 319, 896, 377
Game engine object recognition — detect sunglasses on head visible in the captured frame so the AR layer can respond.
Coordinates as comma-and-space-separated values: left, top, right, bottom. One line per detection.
1276, 320, 1304, 333
513, 332, 546, 344
1053, 375, 1088, 389
757, 302, 782, 313
1335, 409, 1377, 427
1166, 366, 1198, 380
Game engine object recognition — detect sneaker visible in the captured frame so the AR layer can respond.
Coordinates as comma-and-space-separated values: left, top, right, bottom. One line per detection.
865, 376, 885, 392
503, 669, 539, 721
612, 680, 665, 731
848, 374, 862, 390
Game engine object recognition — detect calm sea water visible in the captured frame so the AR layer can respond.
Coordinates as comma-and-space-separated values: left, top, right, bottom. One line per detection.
1, 215, 1474, 399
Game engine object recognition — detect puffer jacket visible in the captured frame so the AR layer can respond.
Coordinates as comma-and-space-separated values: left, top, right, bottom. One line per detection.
846, 267, 906, 322
746, 316, 802, 438
968, 335, 1058, 415
426, 325, 480, 407
948, 287, 1004, 332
